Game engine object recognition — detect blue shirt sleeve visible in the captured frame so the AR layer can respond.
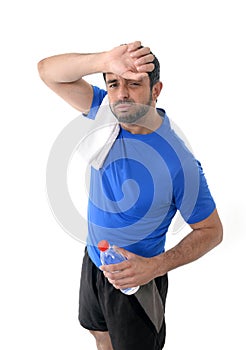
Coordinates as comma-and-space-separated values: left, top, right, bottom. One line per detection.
82, 86, 107, 120
173, 157, 216, 224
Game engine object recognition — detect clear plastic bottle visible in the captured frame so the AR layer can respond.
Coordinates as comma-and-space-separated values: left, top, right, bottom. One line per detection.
98, 240, 139, 295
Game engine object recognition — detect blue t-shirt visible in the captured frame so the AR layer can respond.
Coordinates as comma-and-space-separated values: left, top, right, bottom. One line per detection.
84, 86, 216, 268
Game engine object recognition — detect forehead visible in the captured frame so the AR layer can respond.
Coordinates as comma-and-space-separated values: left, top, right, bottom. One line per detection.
105, 73, 149, 84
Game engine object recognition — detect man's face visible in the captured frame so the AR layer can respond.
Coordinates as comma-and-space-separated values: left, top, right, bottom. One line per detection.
105, 74, 154, 124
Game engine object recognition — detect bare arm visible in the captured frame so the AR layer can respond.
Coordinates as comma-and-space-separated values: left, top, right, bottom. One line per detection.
37, 41, 155, 113
154, 208, 223, 276
101, 209, 223, 289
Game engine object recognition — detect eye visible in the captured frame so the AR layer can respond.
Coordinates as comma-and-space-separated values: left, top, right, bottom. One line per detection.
108, 83, 118, 89
108, 81, 119, 89
129, 82, 141, 87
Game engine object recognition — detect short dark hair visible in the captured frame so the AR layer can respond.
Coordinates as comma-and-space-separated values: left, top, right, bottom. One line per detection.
148, 54, 160, 89
103, 51, 160, 90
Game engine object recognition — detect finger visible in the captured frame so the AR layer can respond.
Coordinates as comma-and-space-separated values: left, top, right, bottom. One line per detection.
136, 63, 155, 73
101, 260, 129, 274
114, 278, 138, 290
104, 267, 131, 280
121, 71, 149, 81
113, 246, 135, 260
106, 273, 126, 285
127, 40, 142, 52
108, 274, 135, 288
130, 46, 152, 58
134, 53, 155, 66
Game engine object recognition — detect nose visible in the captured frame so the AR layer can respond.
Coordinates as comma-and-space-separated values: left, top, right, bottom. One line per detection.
117, 83, 129, 100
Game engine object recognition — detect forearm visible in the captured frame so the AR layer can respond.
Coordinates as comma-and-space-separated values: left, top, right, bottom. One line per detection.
101, 210, 223, 289
38, 52, 107, 84
38, 42, 154, 86
154, 227, 222, 277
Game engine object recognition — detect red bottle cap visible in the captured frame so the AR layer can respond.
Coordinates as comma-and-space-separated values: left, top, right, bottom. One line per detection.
98, 240, 110, 252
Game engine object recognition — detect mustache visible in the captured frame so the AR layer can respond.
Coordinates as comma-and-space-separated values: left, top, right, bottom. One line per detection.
112, 100, 135, 107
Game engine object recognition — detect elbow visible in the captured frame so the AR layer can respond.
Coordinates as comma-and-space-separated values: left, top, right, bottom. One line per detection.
37, 59, 46, 81
37, 58, 50, 84
211, 209, 224, 248
215, 220, 223, 247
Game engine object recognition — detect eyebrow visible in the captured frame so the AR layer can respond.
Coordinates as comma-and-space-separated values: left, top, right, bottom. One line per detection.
106, 79, 118, 85
106, 78, 144, 85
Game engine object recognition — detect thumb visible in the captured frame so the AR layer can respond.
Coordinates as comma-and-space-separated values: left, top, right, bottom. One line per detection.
113, 246, 135, 260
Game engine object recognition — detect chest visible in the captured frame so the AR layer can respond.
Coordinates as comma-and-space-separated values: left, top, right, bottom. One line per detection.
99, 142, 174, 215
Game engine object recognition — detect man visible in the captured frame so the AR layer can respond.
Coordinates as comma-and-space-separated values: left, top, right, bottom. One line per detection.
38, 41, 223, 350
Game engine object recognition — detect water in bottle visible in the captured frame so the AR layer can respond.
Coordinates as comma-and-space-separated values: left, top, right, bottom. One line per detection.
98, 240, 139, 295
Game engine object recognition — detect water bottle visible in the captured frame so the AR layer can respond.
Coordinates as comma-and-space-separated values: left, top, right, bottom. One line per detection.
98, 240, 139, 295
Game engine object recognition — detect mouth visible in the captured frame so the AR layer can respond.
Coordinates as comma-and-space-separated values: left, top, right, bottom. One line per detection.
114, 102, 134, 112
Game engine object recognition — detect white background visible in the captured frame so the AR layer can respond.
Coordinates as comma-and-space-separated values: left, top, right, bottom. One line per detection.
1, 0, 245, 349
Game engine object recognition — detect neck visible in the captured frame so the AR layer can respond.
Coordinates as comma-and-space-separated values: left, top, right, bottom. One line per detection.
120, 109, 163, 135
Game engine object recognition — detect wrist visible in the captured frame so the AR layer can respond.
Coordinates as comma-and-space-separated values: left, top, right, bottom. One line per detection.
95, 51, 110, 74
151, 253, 169, 278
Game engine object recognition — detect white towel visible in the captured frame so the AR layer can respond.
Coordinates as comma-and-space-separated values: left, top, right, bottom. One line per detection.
77, 95, 120, 169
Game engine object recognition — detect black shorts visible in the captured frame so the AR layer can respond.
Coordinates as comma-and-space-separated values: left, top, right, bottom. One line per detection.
78, 248, 168, 350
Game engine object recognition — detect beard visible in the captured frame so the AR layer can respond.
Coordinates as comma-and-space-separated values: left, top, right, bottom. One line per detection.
109, 94, 153, 124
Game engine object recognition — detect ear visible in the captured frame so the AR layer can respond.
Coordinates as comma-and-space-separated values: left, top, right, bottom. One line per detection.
152, 81, 163, 101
